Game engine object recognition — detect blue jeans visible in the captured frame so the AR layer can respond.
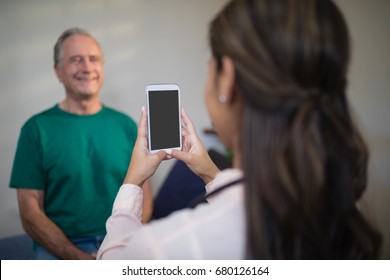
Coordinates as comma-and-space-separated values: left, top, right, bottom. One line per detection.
34, 235, 105, 260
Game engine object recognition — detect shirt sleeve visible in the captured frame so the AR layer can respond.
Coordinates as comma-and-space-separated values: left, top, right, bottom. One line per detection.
127, 116, 138, 147
9, 120, 45, 190
97, 184, 144, 259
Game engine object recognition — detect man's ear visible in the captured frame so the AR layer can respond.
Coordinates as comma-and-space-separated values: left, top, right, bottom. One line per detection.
218, 56, 236, 104
54, 64, 63, 83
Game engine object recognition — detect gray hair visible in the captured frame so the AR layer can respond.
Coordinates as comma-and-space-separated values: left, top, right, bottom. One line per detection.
53, 27, 102, 67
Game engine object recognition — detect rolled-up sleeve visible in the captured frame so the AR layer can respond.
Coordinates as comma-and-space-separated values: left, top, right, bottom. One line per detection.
204, 169, 243, 204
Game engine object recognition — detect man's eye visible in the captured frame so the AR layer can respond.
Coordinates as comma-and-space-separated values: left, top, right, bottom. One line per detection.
70, 57, 82, 63
90, 56, 101, 63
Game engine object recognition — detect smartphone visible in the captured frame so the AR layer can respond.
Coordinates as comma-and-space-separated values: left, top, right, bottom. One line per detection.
146, 84, 182, 154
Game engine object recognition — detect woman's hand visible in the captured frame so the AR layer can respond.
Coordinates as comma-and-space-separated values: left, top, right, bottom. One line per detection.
171, 108, 220, 184
124, 107, 168, 187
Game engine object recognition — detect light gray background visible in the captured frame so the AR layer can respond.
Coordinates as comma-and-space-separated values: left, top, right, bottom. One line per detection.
0, 0, 389, 258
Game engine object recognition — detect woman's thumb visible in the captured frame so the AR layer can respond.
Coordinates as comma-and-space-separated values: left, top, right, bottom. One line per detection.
171, 149, 189, 163
156, 151, 168, 161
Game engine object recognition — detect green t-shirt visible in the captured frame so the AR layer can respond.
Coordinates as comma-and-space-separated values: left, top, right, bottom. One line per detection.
10, 104, 137, 238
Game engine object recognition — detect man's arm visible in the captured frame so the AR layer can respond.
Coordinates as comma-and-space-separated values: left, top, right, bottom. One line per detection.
17, 188, 95, 260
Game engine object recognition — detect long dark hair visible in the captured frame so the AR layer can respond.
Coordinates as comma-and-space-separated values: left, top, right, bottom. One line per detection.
209, 0, 381, 259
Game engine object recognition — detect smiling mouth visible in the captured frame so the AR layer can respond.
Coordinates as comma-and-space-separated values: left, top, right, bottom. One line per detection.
75, 76, 98, 81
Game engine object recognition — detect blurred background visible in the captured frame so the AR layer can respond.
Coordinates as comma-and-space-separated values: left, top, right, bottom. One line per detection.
0, 0, 389, 258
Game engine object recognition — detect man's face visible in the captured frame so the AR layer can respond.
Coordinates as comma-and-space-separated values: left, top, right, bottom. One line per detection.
55, 35, 104, 99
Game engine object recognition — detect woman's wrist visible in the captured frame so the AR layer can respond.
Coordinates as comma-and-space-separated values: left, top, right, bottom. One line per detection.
123, 172, 145, 188
200, 164, 220, 184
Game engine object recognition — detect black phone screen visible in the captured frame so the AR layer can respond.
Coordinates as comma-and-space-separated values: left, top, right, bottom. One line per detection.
148, 90, 180, 150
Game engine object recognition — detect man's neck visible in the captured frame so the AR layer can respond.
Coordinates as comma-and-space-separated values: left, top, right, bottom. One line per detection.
59, 97, 102, 115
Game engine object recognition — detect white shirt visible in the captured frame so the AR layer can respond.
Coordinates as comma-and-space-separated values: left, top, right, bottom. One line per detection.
97, 169, 245, 259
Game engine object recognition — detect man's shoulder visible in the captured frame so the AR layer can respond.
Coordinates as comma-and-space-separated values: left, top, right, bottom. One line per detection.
103, 106, 136, 123
23, 105, 59, 127
103, 106, 129, 117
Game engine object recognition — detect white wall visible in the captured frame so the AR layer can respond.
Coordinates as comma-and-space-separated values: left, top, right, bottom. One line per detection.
335, 0, 390, 258
0, 0, 389, 257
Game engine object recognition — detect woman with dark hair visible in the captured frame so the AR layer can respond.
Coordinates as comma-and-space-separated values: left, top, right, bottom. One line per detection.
97, 0, 381, 259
